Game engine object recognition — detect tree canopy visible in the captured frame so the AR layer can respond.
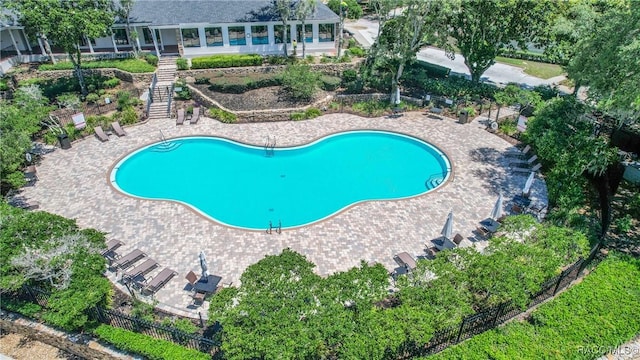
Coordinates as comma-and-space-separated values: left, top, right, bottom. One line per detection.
445, 0, 557, 83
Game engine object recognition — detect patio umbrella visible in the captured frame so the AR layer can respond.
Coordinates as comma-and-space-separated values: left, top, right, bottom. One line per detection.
490, 193, 503, 222
441, 211, 453, 240
199, 251, 210, 280
395, 86, 401, 105
523, 172, 535, 198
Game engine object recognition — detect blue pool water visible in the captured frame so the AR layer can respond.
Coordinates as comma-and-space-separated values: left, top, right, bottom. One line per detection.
110, 131, 451, 230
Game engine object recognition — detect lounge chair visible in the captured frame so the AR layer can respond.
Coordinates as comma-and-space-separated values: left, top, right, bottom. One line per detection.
425, 246, 440, 259
111, 121, 126, 136
113, 249, 146, 270
505, 145, 531, 158
94, 126, 109, 142
513, 163, 542, 173
453, 233, 464, 247
509, 155, 538, 167
102, 239, 124, 264
123, 258, 158, 281
393, 252, 417, 271
143, 268, 178, 295
176, 109, 185, 125
190, 107, 200, 124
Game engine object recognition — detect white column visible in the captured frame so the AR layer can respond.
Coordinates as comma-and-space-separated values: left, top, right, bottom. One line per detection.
134, 26, 142, 51
111, 31, 119, 53
157, 29, 164, 50
313, 23, 318, 43
198, 27, 206, 48
150, 27, 161, 58
221, 25, 229, 46
268, 24, 275, 45
8, 29, 22, 56
85, 36, 94, 53
21, 30, 32, 52
37, 36, 46, 55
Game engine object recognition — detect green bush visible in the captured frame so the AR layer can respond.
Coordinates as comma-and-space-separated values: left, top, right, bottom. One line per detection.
281, 64, 320, 101
0, 298, 42, 318
191, 54, 263, 69
176, 58, 189, 70
102, 77, 121, 89
342, 69, 358, 83
348, 46, 366, 57
208, 75, 281, 94
328, 0, 363, 19
85, 93, 100, 104
426, 254, 640, 360
208, 108, 237, 123
266, 55, 293, 65
499, 118, 518, 136
290, 112, 305, 121
320, 75, 342, 91
0, 78, 9, 91
117, 106, 139, 125
194, 77, 210, 85
352, 100, 390, 116
161, 318, 199, 334
304, 108, 322, 119
613, 214, 633, 234
144, 54, 158, 66
93, 325, 210, 360
174, 79, 191, 100
38, 59, 155, 73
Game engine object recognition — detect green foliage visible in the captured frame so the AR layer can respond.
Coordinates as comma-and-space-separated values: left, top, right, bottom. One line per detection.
426, 254, 640, 360
499, 118, 518, 136
401, 70, 497, 99
0, 298, 42, 318
116, 91, 132, 111
85, 93, 100, 104
116, 106, 139, 125
173, 79, 191, 101
38, 59, 155, 73
161, 318, 199, 334
194, 77, 210, 85
280, 64, 320, 101
102, 77, 121, 89
613, 214, 633, 234
342, 69, 358, 83
351, 100, 390, 116
328, 0, 363, 19
131, 299, 156, 322
304, 108, 322, 119
208, 108, 237, 123
144, 54, 159, 66
175, 58, 189, 70
191, 54, 263, 69
266, 55, 295, 65
290, 112, 305, 121
94, 325, 210, 360
0, 85, 52, 193
412, 59, 451, 78
319, 75, 342, 91
0, 78, 10, 91
207, 74, 282, 94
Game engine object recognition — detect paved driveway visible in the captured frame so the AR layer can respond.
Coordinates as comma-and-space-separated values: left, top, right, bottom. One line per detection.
21, 112, 547, 318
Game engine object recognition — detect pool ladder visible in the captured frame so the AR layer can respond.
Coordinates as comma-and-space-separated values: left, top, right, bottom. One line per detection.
266, 220, 282, 234
265, 136, 276, 157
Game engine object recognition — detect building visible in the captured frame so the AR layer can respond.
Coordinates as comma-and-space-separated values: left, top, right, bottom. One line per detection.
0, 0, 340, 63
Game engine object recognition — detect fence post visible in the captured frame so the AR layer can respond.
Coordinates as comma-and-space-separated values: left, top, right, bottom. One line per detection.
552, 270, 565, 295
491, 302, 505, 327
455, 317, 466, 343
22, 284, 36, 303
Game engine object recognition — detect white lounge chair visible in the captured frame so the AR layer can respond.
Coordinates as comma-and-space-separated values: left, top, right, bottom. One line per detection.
513, 163, 542, 173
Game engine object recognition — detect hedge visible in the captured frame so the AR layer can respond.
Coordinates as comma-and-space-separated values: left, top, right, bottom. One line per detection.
500, 49, 566, 65
208, 108, 237, 123
320, 75, 342, 91
191, 54, 263, 69
208, 76, 282, 93
38, 59, 156, 73
94, 325, 210, 360
412, 59, 451, 78
425, 253, 640, 359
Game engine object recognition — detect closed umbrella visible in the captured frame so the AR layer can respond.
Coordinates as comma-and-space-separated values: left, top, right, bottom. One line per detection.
199, 251, 210, 280
523, 172, 535, 198
490, 193, 503, 222
395, 86, 401, 105
441, 211, 453, 240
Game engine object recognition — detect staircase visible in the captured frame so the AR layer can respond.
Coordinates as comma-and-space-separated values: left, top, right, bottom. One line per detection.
146, 56, 178, 121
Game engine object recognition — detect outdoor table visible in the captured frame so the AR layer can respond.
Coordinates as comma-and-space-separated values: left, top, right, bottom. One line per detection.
395, 252, 417, 270
193, 275, 222, 294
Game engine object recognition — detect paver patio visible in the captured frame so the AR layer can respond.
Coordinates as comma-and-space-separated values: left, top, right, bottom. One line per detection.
20, 111, 547, 318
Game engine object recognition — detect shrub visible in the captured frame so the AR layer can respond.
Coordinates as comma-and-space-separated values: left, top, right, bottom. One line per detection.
0, 298, 42, 318
93, 325, 210, 360
191, 54, 263, 69
348, 46, 366, 57
118, 106, 139, 125
144, 54, 158, 66
305, 55, 315, 64
102, 77, 121, 89
0, 78, 9, 91
320, 75, 342, 91
208, 75, 282, 94
460, 106, 476, 118
281, 64, 320, 101
338, 53, 352, 63
342, 69, 358, 83
176, 58, 189, 70
85, 93, 100, 104
352, 100, 390, 116
194, 77, 210, 85
290, 112, 306, 121
304, 108, 322, 119
38, 59, 155, 73
613, 214, 633, 234
266, 55, 292, 65
208, 108, 237, 123
116, 91, 132, 110
174, 79, 191, 100
320, 55, 333, 63
499, 118, 518, 136
161, 318, 199, 334
328, 0, 363, 19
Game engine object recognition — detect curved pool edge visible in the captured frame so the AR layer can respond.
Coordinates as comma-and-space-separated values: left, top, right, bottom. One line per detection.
107, 129, 454, 232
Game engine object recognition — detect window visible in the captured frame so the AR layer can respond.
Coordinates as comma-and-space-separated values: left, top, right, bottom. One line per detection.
205, 27, 223, 47
79, 37, 96, 47
228, 26, 246, 46
113, 28, 129, 45
181, 28, 200, 47
251, 25, 268, 45
274, 25, 291, 44
296, 24, 313, 43
318, 23, 334, 42
142, 27, 153, 44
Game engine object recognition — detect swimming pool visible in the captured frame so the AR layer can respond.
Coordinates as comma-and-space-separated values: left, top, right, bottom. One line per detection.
110, 130, 451, 230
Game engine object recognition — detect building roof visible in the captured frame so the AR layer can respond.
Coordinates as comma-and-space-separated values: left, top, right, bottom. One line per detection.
127, 0, 339, 26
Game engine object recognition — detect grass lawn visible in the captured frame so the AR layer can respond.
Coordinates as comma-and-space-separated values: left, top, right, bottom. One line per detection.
495, 56, 566, 79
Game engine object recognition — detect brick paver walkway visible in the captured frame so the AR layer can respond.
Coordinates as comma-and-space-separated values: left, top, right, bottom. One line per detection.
20, 112, 547, 318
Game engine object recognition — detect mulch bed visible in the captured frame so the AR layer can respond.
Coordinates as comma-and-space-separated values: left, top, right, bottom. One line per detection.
192, 84, 329, 111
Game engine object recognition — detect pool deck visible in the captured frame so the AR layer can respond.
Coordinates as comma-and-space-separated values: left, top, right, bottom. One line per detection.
19, 112, 547, 318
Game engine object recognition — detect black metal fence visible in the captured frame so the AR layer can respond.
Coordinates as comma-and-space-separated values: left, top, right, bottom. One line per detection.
7, 244, 602, 358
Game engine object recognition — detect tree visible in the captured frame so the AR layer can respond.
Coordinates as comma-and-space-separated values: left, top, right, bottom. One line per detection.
274, 0, 294, 56
7, 0, 116, 96
2, 0, 57, 63
327, 0, 363, 19
0, 85, 52, 194
445, 0, 556, 83
568, 1, 640, 119
367, 0, 452, 103
117, 0, 139, 56
281, 64, 320, 101
295, 0, 317, 58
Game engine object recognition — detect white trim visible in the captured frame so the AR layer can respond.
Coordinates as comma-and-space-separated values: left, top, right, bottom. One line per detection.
8, 29, 22, 56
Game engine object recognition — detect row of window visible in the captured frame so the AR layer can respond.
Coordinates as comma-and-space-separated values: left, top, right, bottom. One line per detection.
181, 24, 335, 48
85, 24, 335, 48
